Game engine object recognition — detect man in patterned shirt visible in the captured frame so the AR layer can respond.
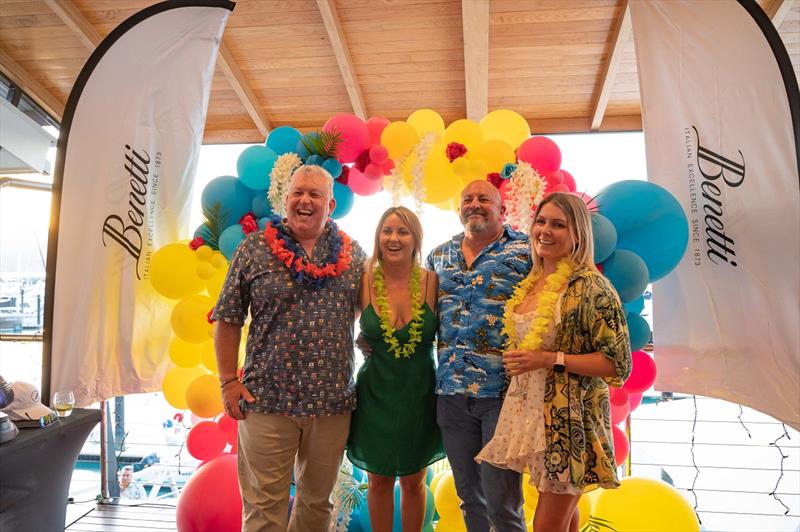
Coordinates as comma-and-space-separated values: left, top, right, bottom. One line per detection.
213, 165, 366, 532
426, 179, 532, 531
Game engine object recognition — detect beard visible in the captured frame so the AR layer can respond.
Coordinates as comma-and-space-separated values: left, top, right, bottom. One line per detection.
462, 209, 488, 232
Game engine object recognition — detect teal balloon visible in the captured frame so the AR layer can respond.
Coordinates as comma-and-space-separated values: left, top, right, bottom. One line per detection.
257, 217, 270, 230
252, 194, 272, 219
332, 182, 354, 219
193, 224, 214, 243
296, 132, 319, 160
322, 158, 343, 178
596, 180, 689, 281
591, 213, 617, 263
351, 466, 366, 484
237, 145, 277, 190
627, 312, 651, 351
266, 126, 301, 155
623, 294, 645, 315
219, 224, 245, 260
603, 249, 649, 303
201, 176, 254, 228
347, 509, 365, 532
306, 154, 324, 167
425, 468, 434, 486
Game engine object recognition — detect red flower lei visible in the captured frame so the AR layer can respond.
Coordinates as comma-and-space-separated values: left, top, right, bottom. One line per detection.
263, 222, 353, 282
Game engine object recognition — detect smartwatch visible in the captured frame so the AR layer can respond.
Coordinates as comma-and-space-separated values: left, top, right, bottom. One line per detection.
553, 351, 566, 374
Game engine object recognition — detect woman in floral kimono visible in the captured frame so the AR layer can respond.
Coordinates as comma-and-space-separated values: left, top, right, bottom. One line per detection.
476, 192, 632, 532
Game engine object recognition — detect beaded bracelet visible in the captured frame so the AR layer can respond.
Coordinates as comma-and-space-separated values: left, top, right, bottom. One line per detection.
220, 376, 239, 389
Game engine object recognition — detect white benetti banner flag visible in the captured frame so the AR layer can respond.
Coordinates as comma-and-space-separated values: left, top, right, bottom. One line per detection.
44, 1, 234, 406
630, 0, 800, 429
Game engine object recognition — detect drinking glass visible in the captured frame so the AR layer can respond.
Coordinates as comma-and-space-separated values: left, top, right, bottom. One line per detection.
53, 391, 75, 417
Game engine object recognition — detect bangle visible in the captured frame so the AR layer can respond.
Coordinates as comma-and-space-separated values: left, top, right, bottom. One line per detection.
220, 376, 239, 389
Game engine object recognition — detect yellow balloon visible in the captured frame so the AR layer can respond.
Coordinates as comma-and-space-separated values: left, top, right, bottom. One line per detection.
195, 245, 213, 262
196, 262, 215, 280
200, 340, 218, 374
435, 515, 467, 532
210, 252, 227, 269
171, 294, 215, 344
444, 119, 483, 150
381, 121, 419, 160
162, 365, 207, 409
479, 109, 531, 149
433, 471, 463, 522
149, 243, 204, 300
577, 492, 591, 529
452, 157, 470, 177
206, 267, 228, 302
186, 374, 224, 418
429, 471, 446, 498
471, 139, 516, 174
522, 474, 540, 508
422, 146, 460, 204
169, 336, 202, 368
592, 477, 700, 532
407, 109, 445, 136
467, 158, 487, 179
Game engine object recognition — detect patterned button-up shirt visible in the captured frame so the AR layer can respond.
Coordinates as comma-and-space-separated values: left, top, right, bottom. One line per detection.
212, 223, 366, 416
425, 226, 532, 397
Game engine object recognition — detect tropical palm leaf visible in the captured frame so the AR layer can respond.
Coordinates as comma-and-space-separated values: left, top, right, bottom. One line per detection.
199, 201, 228, 250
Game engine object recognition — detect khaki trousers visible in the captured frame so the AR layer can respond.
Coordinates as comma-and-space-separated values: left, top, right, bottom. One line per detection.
237, 411, 351, 532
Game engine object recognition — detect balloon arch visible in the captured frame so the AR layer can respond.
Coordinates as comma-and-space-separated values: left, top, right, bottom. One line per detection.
150, 109, 691, 531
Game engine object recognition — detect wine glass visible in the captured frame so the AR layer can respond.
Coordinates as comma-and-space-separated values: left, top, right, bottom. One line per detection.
53, 391, 75, 417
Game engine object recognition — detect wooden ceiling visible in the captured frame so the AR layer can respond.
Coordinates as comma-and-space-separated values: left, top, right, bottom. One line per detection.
0, 0, 797, 144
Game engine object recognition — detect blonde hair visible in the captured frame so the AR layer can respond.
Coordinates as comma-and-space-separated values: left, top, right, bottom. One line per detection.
368, 206, 423, 273
530, 192, 598, 276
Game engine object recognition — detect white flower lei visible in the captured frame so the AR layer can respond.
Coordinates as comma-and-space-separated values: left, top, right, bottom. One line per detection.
410, 132, 436, 216
268, 152, 303, 216
504, 161, 546, 231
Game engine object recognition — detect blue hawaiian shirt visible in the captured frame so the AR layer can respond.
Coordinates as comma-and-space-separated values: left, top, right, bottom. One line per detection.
425, 226, 532, 397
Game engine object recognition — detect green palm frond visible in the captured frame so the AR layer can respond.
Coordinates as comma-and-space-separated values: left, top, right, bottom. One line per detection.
300, 129, 344, 159
581, 516, 620, 532
332, 465, 367, 516
200, 201, 229, 250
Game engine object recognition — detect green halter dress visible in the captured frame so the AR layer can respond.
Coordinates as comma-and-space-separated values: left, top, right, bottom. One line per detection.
346, 302, 445, 476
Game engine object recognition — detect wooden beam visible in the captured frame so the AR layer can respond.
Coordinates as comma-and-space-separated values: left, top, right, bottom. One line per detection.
767, 0, 794, 28
217, 42, 271, 138
0, 48, 64, 121
462, 0, 489, 121
43, 0, 102, 49
316, 0, 367, 119
590, 1, 632, 131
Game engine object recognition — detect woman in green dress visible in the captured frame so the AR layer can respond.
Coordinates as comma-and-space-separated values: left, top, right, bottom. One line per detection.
347, 206, 445, 532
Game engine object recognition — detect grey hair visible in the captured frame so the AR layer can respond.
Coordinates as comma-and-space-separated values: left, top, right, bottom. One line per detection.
290, 164, 334, 196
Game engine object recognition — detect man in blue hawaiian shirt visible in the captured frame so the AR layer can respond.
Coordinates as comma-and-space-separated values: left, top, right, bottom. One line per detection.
426, 179, 532, 531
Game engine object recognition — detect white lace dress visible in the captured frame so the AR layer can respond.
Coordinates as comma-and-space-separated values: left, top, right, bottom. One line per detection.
475, 311, 582, 495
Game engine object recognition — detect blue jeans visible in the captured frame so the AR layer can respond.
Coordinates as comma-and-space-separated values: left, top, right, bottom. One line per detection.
436, 395, 526, 532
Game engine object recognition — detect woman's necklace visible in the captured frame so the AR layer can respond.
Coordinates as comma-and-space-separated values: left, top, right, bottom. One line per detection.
374, 263, 424, 359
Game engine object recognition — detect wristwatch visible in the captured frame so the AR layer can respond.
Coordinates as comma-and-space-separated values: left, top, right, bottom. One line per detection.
553, 351, 566, 374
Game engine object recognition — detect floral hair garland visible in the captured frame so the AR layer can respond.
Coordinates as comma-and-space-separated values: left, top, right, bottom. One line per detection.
373, 262, 424, 359
268, 153, 303, 216
503, 161, 546, 232
263, 215, 352, 287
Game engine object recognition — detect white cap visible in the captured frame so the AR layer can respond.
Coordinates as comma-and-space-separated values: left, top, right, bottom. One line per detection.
1, 382, 54, 422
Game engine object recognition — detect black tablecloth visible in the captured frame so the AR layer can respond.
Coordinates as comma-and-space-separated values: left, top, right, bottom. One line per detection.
0, 408, 100, 532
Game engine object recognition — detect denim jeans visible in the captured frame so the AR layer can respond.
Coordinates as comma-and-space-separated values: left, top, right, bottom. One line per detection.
437, 394, 526, 532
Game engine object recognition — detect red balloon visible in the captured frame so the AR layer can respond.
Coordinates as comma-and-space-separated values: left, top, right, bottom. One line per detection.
498, 179, 511, 205
369, 144, 389, 164
186, 421, 227, 461
365, 163, 383, 180
323, 114, 370, 163
628, 392, 644, 412
381, 159, 395, 174
623, 350, 657, 394
551, 183, 570, 193
569, 190, 597, 211
560, 169, 577, 192
610, 387, 631, 425
177, 454, 241, 532
348, 168, 383, 196
516, 136, 562, 175
217, 414, 237, 434
612, 425, 629, 466
227, 437, 238, 454
366, 116, 390, 146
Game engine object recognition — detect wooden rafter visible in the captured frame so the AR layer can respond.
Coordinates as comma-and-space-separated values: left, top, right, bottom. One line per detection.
0, 48, 64, 121
217, 42, 271, 138
462, 0, 489, 121
316, 0, 367, 120
590, 0, 632, 131
767, 0, 794, 27
43, 0, 102, 49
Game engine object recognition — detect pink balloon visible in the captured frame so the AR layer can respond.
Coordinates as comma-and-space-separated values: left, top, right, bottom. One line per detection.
516, 136, 562, 175
560, 169, 577, 192
551, 183, 570, 193
217, 414, 237, 434
628, 392, 644, 412
366, 116, 390, 146
186, 421, 227, 461
544, 170, 564, 185
348, 167, 383, 196
612, 425, 629, 466
381, 159, 395, 174
569, 190, 597, 211
324, 114, 370, 163
610, 388, 631, 425
623, 350, 657, 394
365, 163, 382, 180
369, 144, 389, 164
177, 454, 241, 532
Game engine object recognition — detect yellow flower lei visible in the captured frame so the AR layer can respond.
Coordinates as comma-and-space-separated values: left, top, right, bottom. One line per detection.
373, 263, 424, 359
501, 259, 574, 350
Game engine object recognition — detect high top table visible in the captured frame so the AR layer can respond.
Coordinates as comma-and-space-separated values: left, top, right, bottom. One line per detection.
0, 408, 101, 532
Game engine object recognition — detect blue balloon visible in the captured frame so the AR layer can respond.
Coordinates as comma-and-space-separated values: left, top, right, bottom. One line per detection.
596, 180, 689, 282
193, 223, 214, 243
257, 217, 270, 230
623, 294, 645, 315
219, 224, 245, 260
305, 154, 324, 167
350, 466, 366, 484
347, 509, 365, 532
237, 145, 277, 190
322, 158, 343, 178
603, 249, 649, 303
591, 213, 617, 263
627, 312, 651, 351
266, 126, 302, 155
201, 176, 254, 228
296, 132, 320, 160
251, 194, 272, 219
332, 182, 354, 219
